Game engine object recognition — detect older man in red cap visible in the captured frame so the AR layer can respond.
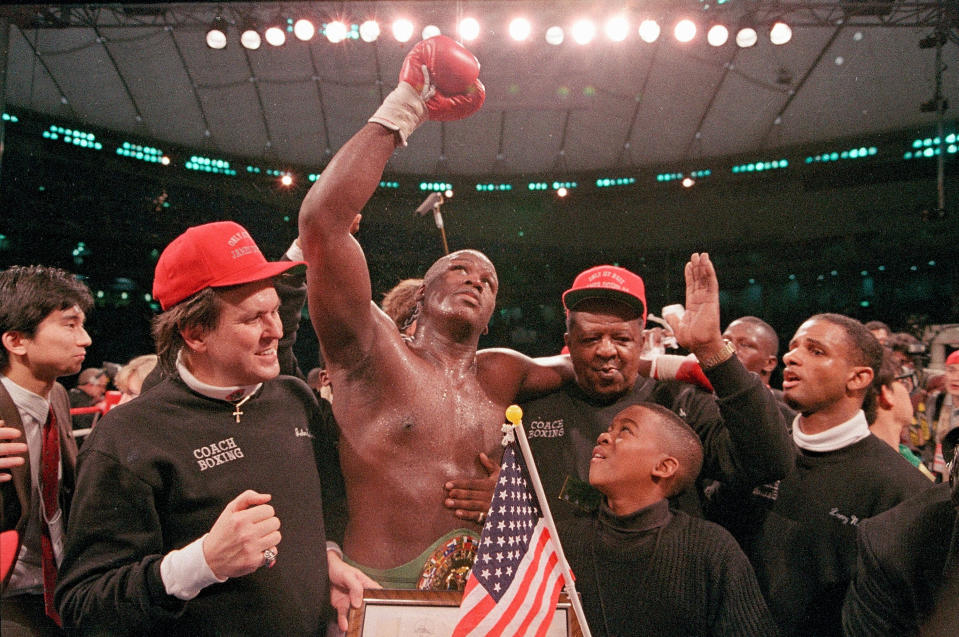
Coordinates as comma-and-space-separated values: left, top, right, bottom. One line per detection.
55, 221, 375, 636
522, 256, 794, 521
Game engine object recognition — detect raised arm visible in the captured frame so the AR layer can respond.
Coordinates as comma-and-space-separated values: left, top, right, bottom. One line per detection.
298, 36, 485, 366
298, 126, 397, 365
666, 253, 793, 485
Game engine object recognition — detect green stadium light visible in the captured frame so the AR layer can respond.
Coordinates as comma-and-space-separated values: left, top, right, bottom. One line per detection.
117, 141, 165, 164
43, 125, 102, 151
656, 172, 683, 182
731, 158, 788, 174
595, 177, 636, 188
186, 154, 236, 175
419, 182, 452, 191
378, 181, 400, 189
806, 146, 877, 164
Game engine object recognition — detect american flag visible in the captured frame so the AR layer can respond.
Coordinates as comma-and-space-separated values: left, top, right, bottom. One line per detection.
452, 442, 566, 636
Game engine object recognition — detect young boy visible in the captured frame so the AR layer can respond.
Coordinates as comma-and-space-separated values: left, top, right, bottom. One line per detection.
559, 403, 778, 637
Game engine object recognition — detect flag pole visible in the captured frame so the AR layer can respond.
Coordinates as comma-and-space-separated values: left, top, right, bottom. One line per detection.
505, 405, 592, 637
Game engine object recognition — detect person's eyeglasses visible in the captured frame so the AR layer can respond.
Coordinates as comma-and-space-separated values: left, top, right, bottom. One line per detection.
894, 370, 918, 394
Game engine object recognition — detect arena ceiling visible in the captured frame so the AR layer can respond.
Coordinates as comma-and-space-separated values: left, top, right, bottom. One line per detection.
1, 1, 957, 178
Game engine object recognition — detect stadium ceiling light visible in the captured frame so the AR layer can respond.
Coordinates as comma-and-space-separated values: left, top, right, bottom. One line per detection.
326, 20, 348, 43
205, 14, 227, 50
545, 25, 564, 45
605, 15, 630, 42
736, 25, 758, 48
674, 18, 696, 43
509, 17, 531, 42
293, 18, 315, 42
571, 19, 596, 45
264, 18, 286, 47
359, 20, 380, 42
638, 19, 661, 43
706, 23, 728, 47
422, 24, 441, 40
458, 17, 480, 41
239, 18, 261, 50
770, 20, 792, 45
392, 18, 414, 43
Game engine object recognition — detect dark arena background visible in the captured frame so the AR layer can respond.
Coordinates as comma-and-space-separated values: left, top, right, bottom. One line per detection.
1, 1, 957, 381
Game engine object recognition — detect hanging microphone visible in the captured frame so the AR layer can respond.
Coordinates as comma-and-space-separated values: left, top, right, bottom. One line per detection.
415, 192, 444, 216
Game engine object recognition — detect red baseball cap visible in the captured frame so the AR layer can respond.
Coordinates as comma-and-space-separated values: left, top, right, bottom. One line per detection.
153, 221, 305, 310
946, 350, 959, 366
562, 265, 647, 323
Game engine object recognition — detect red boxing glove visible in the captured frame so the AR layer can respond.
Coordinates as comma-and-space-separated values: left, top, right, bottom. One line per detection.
399, 35, 486, 121
369, 35, 485, 144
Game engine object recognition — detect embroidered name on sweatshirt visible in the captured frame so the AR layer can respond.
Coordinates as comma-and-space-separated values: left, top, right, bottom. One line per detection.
194, 437, 244, 471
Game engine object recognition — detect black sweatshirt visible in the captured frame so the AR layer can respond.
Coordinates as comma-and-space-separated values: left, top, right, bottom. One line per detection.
55, 376, 330, 636
559, 499, 780, 637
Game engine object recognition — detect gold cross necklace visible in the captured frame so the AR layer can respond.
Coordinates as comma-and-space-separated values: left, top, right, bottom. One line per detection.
231, 394, 253, 423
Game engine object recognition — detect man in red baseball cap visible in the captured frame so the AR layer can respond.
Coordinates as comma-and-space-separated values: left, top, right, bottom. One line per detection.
56, 221, 376, 635
523, 255, 794, 521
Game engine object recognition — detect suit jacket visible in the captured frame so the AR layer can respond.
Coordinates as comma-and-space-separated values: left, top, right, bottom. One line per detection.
0, 380, 78, 591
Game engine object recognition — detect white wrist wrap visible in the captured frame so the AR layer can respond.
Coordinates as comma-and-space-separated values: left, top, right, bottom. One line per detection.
368, 81, 429, 146
651, 354, 690, 380
284, 239, 304, 262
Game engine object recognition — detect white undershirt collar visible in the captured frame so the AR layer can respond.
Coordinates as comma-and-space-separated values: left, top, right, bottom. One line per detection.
175, 352, 262, 402
793, 409, 871, 452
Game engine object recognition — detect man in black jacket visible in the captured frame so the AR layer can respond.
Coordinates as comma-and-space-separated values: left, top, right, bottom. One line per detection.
523, 257, 794, 522
842, 459, 959, 637
712, 313, 931, 636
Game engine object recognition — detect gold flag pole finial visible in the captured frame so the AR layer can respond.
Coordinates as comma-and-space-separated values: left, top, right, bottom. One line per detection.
501, 405, 522, 445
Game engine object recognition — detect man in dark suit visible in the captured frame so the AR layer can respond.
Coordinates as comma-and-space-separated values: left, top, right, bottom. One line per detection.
1, 265, 92, 635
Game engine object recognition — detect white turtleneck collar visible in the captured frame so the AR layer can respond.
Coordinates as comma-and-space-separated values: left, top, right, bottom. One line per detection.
792, 409, 871, 452
176, 352, 262, 403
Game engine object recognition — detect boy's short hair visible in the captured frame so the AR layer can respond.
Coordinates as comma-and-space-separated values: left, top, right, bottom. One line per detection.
637, 402, 704, 497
